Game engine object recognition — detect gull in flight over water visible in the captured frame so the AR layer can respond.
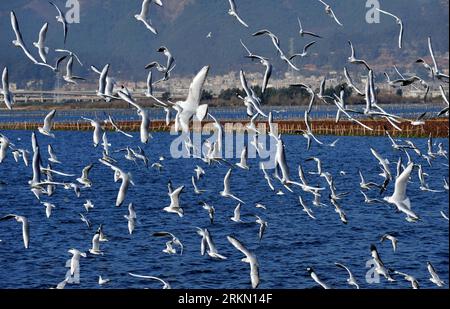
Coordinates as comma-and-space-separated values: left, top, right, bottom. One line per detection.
153, 232, 184, 255
10, 11, 40, 65
89, 231, 103, 255
38, 109, 56, 138
221, 168, 245, 204
0, 214, 29, 249
381, 234, 398, 252
76, 163, 94, 188
1, 67, 15, 110
227, 235, 260, 289
81, 117, 103, 147
99, 159, 135, 207
427, 262, 445, 287
370, 244, 395, 282
383, 163, 420, 222
196, 228, 227, 260
63, 57, 85, 84
299, 196, 316, 220
128, 273, 171, 289
200, 202, 215, 224
163, 184, 185, 217
174, 66, 210, 133
335, 263, 359, 289
33, 23, 49, 63
124, 203, 136, 234
48, 145, 61, 164
393, 271, 419, 289
41, 202, 56, 218
68, 249, 86, 276
230, 203, 244, 223
307, 267, 331, 289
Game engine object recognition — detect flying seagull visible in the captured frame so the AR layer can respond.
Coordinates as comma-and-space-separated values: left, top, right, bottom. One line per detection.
227, 235, 260, 289
227, 0, 249, 28
38, 109, 56, 138
0, 214, 29, 248
348, 41, 370, 70
49, 2, 68, 44
297, 17, 322, 38
289, 41, 317, 59
307, 267, 331, 289
380, 234, 398, 252
335, 263, 359, 289
134, 0, 162, 35
33, 23, 49, 63
427, 262, 445, 287
1, 67, 15, 110
370, 244, 395, 282
383, 163, 420, 222
318, 0, 343, 26
174, 66, 210, 133
221, 168, 245, 203
128, 273, 171, 289
376, 9, 404, 49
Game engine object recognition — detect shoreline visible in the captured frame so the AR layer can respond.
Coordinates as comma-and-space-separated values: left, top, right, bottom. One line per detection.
0, 118, 448, 138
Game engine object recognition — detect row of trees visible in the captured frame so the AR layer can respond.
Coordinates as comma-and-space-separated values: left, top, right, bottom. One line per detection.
161, 83, 411, 107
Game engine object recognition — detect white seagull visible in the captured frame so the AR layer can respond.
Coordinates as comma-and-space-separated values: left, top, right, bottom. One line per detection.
307, 267, 331, 289
383, 163, 420, 222
318, 0, 343, 26
33, 23, 49, 63
128, 273, 171, 289
335, 263, 359, 289
163, 184, 185, 217
381, 234, 398, 252
81, 117, 103, 147
1, 67, 15, 110
124, 203, 137, 234
196, 228, 227, 260
221, 168, 245, 203
227, 0, 249, 28
134, 0, 162, 35
68, 249, 86, 276
174, 66, 210, 133
38, 109, 56, 138
376, 9, 404, 49
227, 235, 260, 289
297, 17, 322, 38
427, 262, 445, 287
231, 203, 243, 223
99, 159, 135, 207
370, 244, 395, 282
0, 214, 29, 249
49, 2, 68, 44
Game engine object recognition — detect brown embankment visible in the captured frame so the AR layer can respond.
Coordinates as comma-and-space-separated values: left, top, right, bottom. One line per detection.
0, 118, 448, 138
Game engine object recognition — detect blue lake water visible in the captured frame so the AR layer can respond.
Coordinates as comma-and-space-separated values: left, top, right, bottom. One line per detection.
0, 130, 448, 289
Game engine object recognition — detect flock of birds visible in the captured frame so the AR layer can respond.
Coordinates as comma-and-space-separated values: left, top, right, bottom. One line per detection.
0, 0, 449, 290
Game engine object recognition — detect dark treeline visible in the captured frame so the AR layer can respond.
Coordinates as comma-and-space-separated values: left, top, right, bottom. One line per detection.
201, 83, 432, 107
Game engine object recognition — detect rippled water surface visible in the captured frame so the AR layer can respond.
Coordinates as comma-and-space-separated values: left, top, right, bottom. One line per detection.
0, 130, 448, 289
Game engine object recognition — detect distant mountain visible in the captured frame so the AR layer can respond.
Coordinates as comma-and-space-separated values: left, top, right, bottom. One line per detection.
0, 0, 448, 88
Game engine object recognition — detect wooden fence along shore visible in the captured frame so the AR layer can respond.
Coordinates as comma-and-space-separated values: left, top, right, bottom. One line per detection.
0, 118, 448, 138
